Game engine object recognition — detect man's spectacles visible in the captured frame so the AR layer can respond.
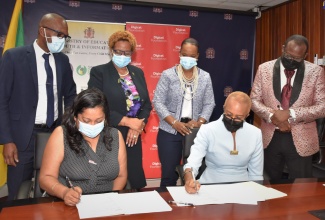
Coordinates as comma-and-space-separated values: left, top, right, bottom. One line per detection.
43, 26, 71, 42
223, 113, 245, 122
113, 49, 133, 57
283, 51, 305, 62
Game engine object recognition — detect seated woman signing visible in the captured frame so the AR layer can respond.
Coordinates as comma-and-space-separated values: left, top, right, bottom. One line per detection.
39, 88, 127, 206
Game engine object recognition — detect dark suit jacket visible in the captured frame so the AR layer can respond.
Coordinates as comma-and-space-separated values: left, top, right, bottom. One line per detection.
88, 61, 152, 126
0, 44, 76, 151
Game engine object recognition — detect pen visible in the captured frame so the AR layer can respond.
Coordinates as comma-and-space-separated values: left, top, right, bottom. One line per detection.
191, 167, 198, 193
168, 200, 195, 206
66, 176, 75, 191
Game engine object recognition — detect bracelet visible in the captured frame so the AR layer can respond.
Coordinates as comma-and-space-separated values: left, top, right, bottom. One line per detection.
182, 169, 192, 178
198, 119, 205, 124
171, 119, 178, 127
51, 183, 60, 192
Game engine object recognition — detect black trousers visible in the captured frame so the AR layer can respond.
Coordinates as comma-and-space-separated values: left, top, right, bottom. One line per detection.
157, 129, 184, 187
264, 130, 312, 180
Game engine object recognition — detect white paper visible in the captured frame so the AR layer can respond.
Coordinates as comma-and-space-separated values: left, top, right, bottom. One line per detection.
76, 191, 172, 219
167, 181, 287, 206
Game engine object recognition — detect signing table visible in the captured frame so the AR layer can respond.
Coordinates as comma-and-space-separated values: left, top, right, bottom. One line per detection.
1, 179, 325, 219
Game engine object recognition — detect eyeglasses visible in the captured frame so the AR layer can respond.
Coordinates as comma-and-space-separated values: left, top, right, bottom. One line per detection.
113, 49, 133, 57
43, 26, 71, 42
223, 113, 245, 123
283, 51, 305, 62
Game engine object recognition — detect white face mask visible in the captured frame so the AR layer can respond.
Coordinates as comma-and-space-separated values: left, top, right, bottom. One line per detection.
78, 120, 104, 138
44, 29, 65, 53
180, 56, 197, 70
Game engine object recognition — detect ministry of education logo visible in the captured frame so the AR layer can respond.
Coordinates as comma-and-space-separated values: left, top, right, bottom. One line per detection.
76, 65, 87, 76
224, 86, 233, 97
206, 48, 215, 59
224, 14, 233, 20
112, 4, 122, 10
240, 49, 249, 60
0, 35, 5, 48
69, 1, 80, 7
84, 27, 95, 38
189, 10, 199, 17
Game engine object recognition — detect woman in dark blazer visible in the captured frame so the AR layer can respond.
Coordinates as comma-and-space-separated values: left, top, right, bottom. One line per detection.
88, 31, 151, 189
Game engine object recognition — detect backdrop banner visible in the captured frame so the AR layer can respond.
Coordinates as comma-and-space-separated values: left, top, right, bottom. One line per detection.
126, 22, 190, 178
63, 21, 125, 92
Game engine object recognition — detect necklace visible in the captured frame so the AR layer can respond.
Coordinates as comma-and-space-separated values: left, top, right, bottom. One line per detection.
118, 67, 129, 77
176, 64, 198, 100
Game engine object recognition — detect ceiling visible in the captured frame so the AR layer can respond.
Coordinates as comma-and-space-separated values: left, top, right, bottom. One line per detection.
134, 0, 291, 11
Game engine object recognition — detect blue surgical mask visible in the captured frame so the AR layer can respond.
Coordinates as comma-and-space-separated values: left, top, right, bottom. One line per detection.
44, 29, 65, 53
78, 120, 104, 138
112, 54, 131, 68
180, 56, 197, 70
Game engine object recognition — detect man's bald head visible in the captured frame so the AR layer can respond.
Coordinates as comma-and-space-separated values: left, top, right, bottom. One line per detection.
224, 91, 251, 116
39, 13, 67, 28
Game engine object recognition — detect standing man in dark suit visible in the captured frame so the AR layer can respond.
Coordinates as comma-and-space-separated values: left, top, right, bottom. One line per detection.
0, 13, 76, 200
250, 35, 325, 180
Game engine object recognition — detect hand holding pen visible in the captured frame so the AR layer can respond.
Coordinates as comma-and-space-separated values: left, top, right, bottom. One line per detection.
63, 176, 82, 206
184, 168, 201, 194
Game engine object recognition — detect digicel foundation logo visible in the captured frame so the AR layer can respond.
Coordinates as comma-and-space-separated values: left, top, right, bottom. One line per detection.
151, 35, 167, 42
136, 44, 144, 50
151, 54, 167, 61
150, 144, 158, 150
173, 45, 181, 52
150, 161, 161, 168
129, 25, 144, 32
131, 62, 144, 69
150, 126, 159, 133
150, 71, 162, 78
173, 28, 188, 34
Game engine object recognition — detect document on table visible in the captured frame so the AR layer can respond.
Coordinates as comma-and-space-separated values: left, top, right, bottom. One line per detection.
167, 181, 287, 206
76, 191, 172, 219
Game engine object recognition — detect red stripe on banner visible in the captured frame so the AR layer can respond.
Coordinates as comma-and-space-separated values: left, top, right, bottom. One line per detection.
127, 23, 190, 178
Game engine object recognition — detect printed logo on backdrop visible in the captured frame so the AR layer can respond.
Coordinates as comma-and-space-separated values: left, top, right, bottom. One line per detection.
173, 45, 181, 52
153, 7, 163, 13
151, 54, 167, 61
0, 35, 5, 48
150, 125, 159, 133
150, 144, 158, 151
206, 48, 215, 59
128, 25, 144, 32
150, 161, 161, 169
69, 1, 80, 7
151, 71, 162, 78
240, 49, 249, 60
224, 86, 233, 97
189, 10, 199, 17
24, 0, 35, 3
173, 28, 188, 35
224, 14, 233, 20
112, 4, 122, 10
151, 35, 167, 43
136, 44, 144, 51
84, 27, 95, 38
131, 62, 144, 69
76, 65, 87, 76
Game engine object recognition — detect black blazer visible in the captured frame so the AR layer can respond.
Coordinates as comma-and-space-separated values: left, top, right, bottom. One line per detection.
0, 44, 76, 151
88, 61, 152, 126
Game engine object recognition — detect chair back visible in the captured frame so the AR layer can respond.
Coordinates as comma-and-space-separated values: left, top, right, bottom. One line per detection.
34, 132, 51, 198
316, 118, 325, 142
312, 118, 325, 164
183, 127, 199, 164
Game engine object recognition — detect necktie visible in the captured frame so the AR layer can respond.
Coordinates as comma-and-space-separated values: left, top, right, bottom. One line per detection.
281, 69, 295, 110
42, 53, 54, 128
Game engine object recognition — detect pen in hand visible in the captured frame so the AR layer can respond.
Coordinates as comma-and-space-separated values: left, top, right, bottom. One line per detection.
66, 176, 75, 191
191, 168, 198, 193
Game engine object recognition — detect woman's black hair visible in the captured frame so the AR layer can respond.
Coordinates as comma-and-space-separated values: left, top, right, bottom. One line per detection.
62, 87, 113, 154
180, 37, 199, 50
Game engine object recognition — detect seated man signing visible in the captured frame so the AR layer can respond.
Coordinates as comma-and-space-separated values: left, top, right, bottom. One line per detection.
184, 91, 263, 194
